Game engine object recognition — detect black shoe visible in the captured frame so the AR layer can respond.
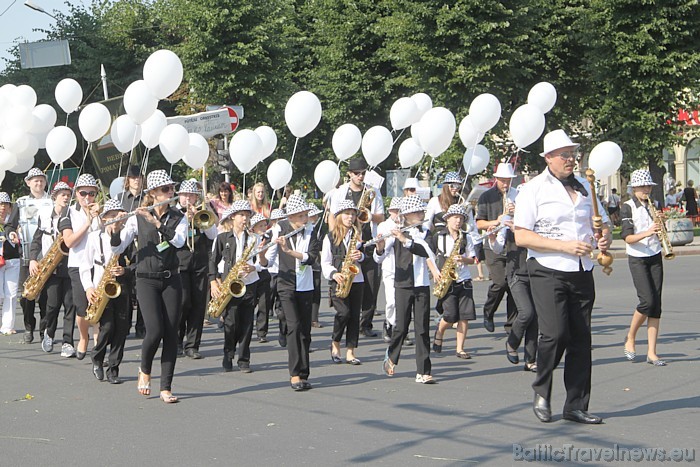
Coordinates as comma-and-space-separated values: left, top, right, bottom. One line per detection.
258, 336, 268, 343
563, 410, 603, 424
222, 354, 233, 372
238, 364, 253, 374
360, 328, 377, 338
382, 323, 392, 343
76, 351, 86, 360
301, 380, 312, 390
506, 342, 519, 364
92, 364, 104, 381
533, 394, 551, 423
483, 315, 495, 333
185, 349, 203, 359
278, 334, 287, 348
106, 372, 122, 384
23, 332, 34, 344
290, 381, 305, 391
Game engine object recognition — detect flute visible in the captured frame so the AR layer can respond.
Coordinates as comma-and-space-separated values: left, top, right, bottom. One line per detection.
251, 223, 308, 256
362, 220, 429, 247
103, 196, 178, 226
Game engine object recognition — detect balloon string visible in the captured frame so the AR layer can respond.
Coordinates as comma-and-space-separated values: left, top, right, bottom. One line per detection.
242, 173, 246, 199
289, 137, 300, 166
459, 132, 482, 204
413, 153, 427, 178
68, 143, 92, 207
169, 163, 173, 177
315, 204, 328, 236
269, 189, 277, 212
392, 128, 406, 145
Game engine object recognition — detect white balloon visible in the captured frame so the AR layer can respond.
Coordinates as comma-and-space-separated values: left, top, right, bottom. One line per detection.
398, 138, 424, 168
32, 104, 57, 134
267, 159, 294, 190
458, 115, 484, 148
183, 133, 209, 170
410, 121, 424, 149
111, 115, 142, 153
158, 124, 189, 164
0, 149, 17, 171
285, 91, 322, 138
78, 103, 111, 142
143, 49, 184, 99
140, 110, 167, 149
361, 126, 393, 167
124, 80, 158, 124
7, 105, 35, 132
13, 84, 38, 108
527, 82, 557, 114
469, 93, 501, 133
314, 160, 340, 193
390, 97, 419, 130
254, 126, 277, 161
0, 84, 17, 101
45, 126, 77, 164
16, 134, 39, 160
230, 129, 262, 174
411, 93, 433, 119
509, 104, 545, 148
0, 169, 5, 186
55, 78, 83, 114
419, 107, 456, 157
30, 129, 50, 149
2, 129, 30, 155
9, 155, 35, 174
332, 124, 362, 161
462, 145, 490, 175
588, 141, 623, 179
109, 177, 125, 200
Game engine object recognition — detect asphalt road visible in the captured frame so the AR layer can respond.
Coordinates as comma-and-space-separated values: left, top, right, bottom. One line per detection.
1, 257, 699, 466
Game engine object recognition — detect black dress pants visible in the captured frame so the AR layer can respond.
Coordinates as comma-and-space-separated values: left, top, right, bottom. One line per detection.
330, 281, 363, 348
39, 274, 75, 345
255, 270, 272, 337
19, 264, 47, 334
136, 274, 182, 392
483, 249, 517, 329
179, 268, 209, 350
311, 271, 321, 323
272, 275, 287, 339
507, 274, 538, 363
527, 259, 594, 412
223, 282, 258, 365
388, 286, 431, 375
360, 258, 380, 330
278, 289, 313, 379
91, 290, 129, 376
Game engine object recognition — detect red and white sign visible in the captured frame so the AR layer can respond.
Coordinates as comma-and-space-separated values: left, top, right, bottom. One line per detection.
223, 106, 239, 132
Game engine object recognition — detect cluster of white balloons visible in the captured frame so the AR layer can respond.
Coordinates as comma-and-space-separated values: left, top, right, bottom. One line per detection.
458, 93, 502, 175
231, 126, 278, 174
0, 84, 58, 180
508, 82, 556, 149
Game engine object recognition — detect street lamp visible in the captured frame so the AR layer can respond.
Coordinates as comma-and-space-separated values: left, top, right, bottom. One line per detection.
24, 0, 57, 19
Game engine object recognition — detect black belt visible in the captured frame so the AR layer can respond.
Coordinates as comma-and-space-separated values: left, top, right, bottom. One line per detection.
136, 270, 178, 279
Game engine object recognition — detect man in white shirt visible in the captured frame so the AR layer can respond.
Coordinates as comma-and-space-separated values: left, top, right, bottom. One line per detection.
605, 188, 621, 226
514, 129, 611, 425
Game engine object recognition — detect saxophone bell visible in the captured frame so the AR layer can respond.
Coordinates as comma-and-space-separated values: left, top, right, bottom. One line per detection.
229, 279, 246, 298
357, 208, 372, 224
104, 281, 121, 299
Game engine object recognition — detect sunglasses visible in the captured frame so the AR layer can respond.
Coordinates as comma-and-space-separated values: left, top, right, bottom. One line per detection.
554, 151, 580, 161
159, 185, 174, 193
448, 183, 461, 188
350, 171, 366, 176
78, 190, 97, 197
405, 188, 416, 192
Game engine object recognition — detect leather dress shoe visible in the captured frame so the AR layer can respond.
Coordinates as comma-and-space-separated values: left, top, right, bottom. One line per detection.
290, 381, 305, 391
563, 410, 603, 424
106, 372, 122, 384
222, 354, 233, 372
301, 380, 312, 390
483, 315, 495, 333
92, 364, 104, 381
360, 328, 377, 338
506, 342, 519, 364
76, 351, 86, 360
23, 332, 34, 344
185, 349, 203, 359
533, 394, 551, 422
238, 364, 253, 374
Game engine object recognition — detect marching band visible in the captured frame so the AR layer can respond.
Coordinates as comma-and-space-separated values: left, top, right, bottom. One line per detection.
2, 129, 666, 425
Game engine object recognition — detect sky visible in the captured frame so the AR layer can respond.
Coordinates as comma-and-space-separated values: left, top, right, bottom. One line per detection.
0, 0, 80, 72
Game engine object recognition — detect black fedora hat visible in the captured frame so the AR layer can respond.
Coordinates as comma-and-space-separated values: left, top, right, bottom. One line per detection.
348, 158, 368, 172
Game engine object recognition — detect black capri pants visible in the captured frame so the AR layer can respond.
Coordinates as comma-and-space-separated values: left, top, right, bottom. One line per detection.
628, 253, 663, 319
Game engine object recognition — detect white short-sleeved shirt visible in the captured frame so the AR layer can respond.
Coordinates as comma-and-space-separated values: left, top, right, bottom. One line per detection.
375, 217, 398, 277
65, 206, 101, 268
621, 199, 662, 257
513, 170, 609, 272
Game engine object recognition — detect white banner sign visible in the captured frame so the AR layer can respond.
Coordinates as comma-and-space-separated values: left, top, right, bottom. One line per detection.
166, 107, 239, 139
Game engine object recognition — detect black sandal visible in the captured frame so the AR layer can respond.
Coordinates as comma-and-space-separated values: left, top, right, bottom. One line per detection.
432, 330, 443, 353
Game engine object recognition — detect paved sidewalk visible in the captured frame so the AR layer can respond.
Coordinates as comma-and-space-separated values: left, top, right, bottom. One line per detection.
607, 237, 700, 258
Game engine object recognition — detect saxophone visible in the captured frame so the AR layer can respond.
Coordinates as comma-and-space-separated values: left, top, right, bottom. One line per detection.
21, 234, 69, 301
335, 226, 361, 299
356, 185, 376, 224
85, 253, 122, 324
208, 235, 257, 318
646, 197, 675, 260
433, 231, 463, 299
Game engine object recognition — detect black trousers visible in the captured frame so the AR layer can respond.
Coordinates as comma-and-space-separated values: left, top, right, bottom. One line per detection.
136, 274, 182, 392
507, 274, 538, 364
360, 258, 381, 330
255, 270, 272, 337
19, 264, 47, 334
68, 267, 89, 318
223, 282, 258, 365
91, 290, 129, 376
528, 259, 594, 412
311, 270, 321, 323
39, 274, 75, 345
272, 274, 287, 339
128, 276, 145, 335
179, 268, 209, 350
388, 286, 431, 375
483, 249, 517, 329
330, 281, 363, 348
278, 289, 313, 379
628, 254, 663, 318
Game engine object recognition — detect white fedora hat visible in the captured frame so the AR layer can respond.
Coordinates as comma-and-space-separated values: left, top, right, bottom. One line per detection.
493, 163, 516, 178
540, 129, 579, 157
403, 178, 420, 190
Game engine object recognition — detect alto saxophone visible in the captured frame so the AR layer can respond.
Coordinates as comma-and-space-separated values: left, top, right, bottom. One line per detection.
85, 253, 122, 324
356, 185, 376, 224
646, 196, 675, 260
22, 234, 69, 301
433, 231, 463, 299
335, 226, 362, 299
208, 235, 257, 319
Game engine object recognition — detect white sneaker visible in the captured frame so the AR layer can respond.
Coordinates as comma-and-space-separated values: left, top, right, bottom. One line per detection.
415, 374, 436, 384
41, 335, 54, 353
61, 343, 76, 358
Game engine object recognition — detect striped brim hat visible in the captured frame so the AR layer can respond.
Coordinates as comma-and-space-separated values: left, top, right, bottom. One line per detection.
308, 203, 324, 217
250, 213, 267, 227
221, 200, 252, 222
443, 203, 468, 219
333, 199, 358, 216
24, 168, 46, 182
51, 181, 72, 198
75, 173, 98, 189
285, 194, 311, 216
0, 192, 11, 204
628, 169, 656, 188
270, 208, 286, 220
100, 199, 126, 218
146, 170, 175, 192
389, 197, 402, 211
443, 172, 462, 184
178, 179, 201, 195
400, 194, 426, 215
